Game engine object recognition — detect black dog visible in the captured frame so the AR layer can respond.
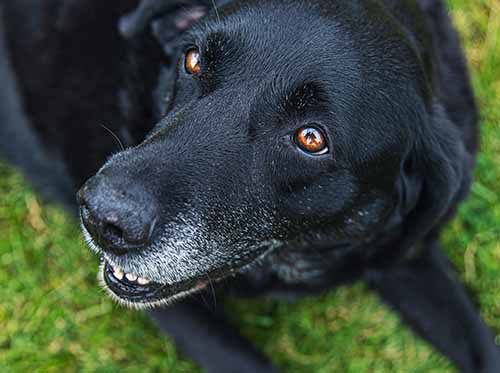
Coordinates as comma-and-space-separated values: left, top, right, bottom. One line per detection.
1, 0, 499, 371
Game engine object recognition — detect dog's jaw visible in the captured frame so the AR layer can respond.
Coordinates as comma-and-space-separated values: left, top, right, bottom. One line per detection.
81, 213, 283, 309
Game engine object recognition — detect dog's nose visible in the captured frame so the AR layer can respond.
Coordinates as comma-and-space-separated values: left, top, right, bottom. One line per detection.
77, 175, 158, 255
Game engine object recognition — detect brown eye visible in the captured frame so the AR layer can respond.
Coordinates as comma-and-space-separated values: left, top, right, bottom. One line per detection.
295, 126, 328, 155
185, 48, 201, 75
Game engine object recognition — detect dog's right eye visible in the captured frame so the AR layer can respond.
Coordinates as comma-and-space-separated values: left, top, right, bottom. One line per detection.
185, 48, 201, 75
294, 126, 329, 155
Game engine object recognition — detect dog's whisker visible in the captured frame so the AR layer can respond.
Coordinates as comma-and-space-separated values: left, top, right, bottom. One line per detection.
210, 0, 221, 23
206, 273, 217, 313
197, 289, 211, 310
101, 124, 126, 152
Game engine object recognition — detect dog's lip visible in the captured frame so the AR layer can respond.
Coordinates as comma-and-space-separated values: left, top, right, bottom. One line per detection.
90, 237, 283, 306
102, 260, 209, 304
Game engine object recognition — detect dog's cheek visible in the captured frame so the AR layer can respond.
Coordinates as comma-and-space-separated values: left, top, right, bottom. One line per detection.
339, 191, 398, 238
275, 169, 399, 241
275, 171, 358, 224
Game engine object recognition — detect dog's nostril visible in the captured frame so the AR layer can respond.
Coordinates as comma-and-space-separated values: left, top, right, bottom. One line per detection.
99, 217, 152, 253
102, 222, 124, 241
77, 176, 158, 254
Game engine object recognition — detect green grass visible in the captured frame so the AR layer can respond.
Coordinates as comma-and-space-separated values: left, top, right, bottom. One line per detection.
1, 1, 499, 371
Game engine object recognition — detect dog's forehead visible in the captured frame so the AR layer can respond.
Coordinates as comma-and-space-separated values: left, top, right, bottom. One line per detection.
161, 0, 427, 162
199, 2, 358, 68
191, 0, 422, 87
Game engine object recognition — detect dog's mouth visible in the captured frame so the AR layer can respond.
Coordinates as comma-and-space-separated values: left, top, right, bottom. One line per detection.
82, 217, 283, 309
100, 260, 213, 308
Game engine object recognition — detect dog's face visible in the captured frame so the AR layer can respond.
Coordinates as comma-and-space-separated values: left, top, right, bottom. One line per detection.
79, 0, 446, 308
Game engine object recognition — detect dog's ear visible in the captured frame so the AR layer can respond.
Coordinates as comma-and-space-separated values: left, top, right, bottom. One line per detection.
375, 102, 472, 264
119, 1, 204, 41
119, 0, 229, 54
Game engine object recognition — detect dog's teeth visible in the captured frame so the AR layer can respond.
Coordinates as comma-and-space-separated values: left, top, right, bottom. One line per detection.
113, 267, 124, 280
125, 273, 138, 282
137, 277, 150, 285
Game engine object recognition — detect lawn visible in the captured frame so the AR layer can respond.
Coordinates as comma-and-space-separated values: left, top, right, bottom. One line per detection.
0, 1, 499, 372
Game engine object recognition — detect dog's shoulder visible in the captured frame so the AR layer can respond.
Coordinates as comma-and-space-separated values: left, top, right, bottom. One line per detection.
0, 1, 141, 190
0, 2, 76, 206
0, 1, 146, 208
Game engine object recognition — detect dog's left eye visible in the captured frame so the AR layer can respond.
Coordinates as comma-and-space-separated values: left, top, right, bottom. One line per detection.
294, 126, 329, 155
185, 48, 201, 75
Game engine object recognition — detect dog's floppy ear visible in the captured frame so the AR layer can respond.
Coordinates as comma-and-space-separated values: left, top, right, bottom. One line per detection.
374, 101, 472, 265
119, 1, 204, 39
119, 0, 230, 53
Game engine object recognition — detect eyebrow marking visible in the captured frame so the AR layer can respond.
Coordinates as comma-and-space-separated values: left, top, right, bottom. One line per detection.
248, 79, 329, 141
268, 79, 328, 119
285, 82, 323, 111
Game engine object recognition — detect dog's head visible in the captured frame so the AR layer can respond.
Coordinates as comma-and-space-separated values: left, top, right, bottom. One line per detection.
78, 0, 467, 308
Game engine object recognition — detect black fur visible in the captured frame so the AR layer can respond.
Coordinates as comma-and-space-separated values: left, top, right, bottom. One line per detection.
1, 0, 498, 372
